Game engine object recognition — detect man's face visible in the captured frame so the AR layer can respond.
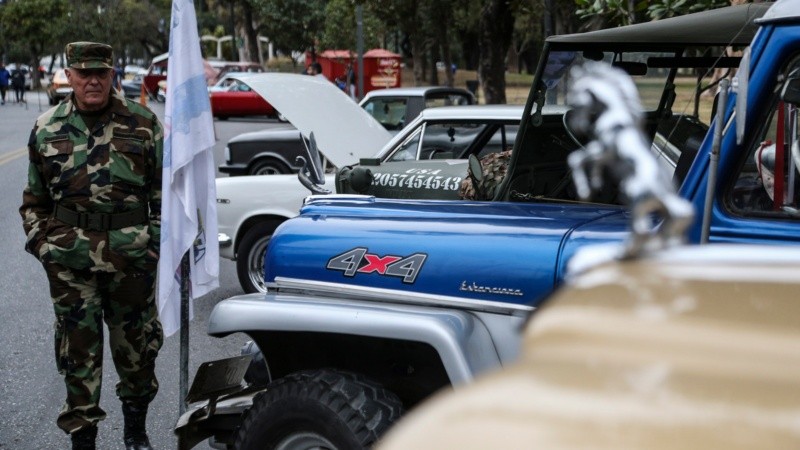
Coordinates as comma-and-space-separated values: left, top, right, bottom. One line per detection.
66, 68, 113, 111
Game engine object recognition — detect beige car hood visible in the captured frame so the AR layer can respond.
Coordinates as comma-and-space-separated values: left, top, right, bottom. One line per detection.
237, 73, 393, 168
379, 244, 800, 450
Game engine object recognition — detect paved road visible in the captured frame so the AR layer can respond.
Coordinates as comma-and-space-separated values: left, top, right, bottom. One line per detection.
0, 91, 277, 449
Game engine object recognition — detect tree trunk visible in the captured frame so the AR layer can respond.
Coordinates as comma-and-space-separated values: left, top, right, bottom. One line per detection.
478, 0, 514, 104
410, 34, 426, 84
429, 48, 439, 86
439, 26, 453, 87
241, 1, 261, 64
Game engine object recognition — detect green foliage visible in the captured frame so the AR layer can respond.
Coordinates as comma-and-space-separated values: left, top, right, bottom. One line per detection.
319, 1, 382, 51
251, 0, 328, 56
575, 0, 649, 28
647, 0, 730, 20
0, 0, 69, 59
0, 0, 171, 66
576, 0, 739, 29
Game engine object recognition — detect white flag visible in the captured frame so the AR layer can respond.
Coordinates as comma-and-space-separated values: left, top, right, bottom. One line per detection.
158, 0, 219, 337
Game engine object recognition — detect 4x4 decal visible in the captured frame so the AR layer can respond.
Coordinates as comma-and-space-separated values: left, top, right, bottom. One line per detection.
327, 248, 427, 284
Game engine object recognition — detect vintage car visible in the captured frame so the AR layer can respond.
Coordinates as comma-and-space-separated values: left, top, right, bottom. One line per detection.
358, 86, 476, 131
217, 75, 523, 292
218, 85, 476, 176
208, 59, 264, 84
377, 242, 800, 450
210, 77, 277, 120
120, 69, 146, 98
208, 71, 255, 93
46, 68, 72, 105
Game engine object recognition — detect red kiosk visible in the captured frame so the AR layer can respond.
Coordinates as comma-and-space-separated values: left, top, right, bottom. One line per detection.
307, 48, 402, 95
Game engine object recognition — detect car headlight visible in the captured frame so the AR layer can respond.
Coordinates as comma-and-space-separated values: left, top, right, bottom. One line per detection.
224, 146, 230, 163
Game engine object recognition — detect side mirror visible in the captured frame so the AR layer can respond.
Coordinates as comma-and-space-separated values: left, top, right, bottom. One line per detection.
467, 154, 485, 199
781, 75, 800, 106
735, 47, 750, 145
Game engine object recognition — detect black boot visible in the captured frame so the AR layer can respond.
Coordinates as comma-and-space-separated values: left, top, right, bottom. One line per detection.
122, 401, 153, 450
71, 426, 97, 450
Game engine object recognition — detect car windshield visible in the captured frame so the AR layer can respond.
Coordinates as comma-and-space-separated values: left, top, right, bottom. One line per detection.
387, 121, 519, 162
542, 50, 674, 112
362, 97, 408, 131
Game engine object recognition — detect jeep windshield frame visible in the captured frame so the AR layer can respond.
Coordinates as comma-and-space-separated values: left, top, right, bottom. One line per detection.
501, 3, 772, 203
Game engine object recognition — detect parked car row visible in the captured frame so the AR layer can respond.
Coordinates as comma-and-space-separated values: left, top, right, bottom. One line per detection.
214, 72, 704, 294
219, 84, 476, 176
216, 75, 517, 292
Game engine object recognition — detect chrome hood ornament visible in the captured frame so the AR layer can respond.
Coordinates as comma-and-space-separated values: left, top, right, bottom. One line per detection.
566, 61, 694, 258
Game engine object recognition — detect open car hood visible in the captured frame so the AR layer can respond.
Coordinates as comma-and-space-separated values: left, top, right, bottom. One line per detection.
238, 73, 393, 168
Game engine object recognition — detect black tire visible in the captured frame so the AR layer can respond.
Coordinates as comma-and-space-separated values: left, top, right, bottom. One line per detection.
250, 158, 291, 175
236, 220, 280, 294
217, 115, 229, 121
233, 370, 404, 450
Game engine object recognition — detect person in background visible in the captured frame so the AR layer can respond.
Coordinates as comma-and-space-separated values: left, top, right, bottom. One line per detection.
10, 63, 25, 103
19, 41, 164, 450
113, 61, 124, 91
0, 62, 9, 105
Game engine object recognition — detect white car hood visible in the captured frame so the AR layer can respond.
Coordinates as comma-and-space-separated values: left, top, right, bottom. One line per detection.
238, 73, 393, 168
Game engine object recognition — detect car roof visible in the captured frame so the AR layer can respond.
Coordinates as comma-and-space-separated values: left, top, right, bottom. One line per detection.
219, 72, 252, 79
548, 3, 770, 47
362, 86, 473, 99
417, 104, 558, 121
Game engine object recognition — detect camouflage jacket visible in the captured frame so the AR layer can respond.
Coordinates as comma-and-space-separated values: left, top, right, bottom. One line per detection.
20, 90, 163, 271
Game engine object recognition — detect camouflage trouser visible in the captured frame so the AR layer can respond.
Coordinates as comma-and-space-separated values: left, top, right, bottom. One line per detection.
43, 260, 163, 434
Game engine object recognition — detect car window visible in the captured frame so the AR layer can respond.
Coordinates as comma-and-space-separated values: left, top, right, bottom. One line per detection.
387, 121, 516, 162
478, 125, 519, 158
417, 123, 486, 160
388, 127, 422, 162
727, 57, 800, 219
362, 97, 408, 130
542, 50, 674, 111
424, 93, 473, 108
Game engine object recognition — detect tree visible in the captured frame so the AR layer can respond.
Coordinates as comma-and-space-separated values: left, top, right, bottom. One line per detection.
478, 0, 514, 104
0, 0, 69, 88
46, 0, 171, 64
319, 0, 382, 51
251, 0, 328, 61
368, 0, 428, 84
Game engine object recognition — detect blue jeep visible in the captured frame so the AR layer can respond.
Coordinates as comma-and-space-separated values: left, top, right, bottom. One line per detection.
176, 3, 800, 449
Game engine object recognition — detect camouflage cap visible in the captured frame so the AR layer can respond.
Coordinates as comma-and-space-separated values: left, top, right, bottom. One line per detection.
65, 42, 113, 69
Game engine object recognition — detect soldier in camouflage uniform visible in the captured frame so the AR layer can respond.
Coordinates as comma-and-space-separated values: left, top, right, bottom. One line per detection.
19, 42, 163, 450
459, 149, 512, 200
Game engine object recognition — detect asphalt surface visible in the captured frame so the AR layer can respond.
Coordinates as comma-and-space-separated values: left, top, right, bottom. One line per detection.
0, 91, 280, 449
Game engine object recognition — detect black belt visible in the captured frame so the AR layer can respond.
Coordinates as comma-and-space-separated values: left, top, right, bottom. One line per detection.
54, 204, 149, 231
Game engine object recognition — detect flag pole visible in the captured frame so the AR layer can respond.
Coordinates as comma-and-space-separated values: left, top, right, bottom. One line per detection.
179, 252, 190, 415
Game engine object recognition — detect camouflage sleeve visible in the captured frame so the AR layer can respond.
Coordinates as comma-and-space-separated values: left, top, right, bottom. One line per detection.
148, 117, 164, 256
19, 127, 52, 261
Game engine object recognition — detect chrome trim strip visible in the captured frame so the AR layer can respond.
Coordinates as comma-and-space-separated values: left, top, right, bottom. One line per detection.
273, 277, 533, 315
